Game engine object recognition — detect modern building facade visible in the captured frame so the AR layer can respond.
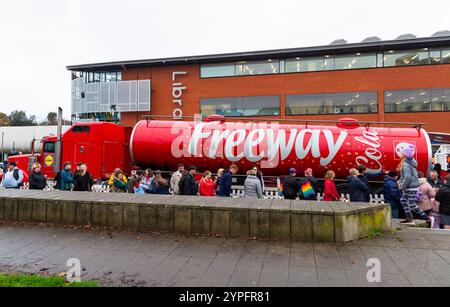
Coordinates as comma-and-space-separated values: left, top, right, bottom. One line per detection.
68, 33, 450, 135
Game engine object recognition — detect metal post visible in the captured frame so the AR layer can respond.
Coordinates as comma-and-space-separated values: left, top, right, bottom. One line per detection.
54, 107, 63, 173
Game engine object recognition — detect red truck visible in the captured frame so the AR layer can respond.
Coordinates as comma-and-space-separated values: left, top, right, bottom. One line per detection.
7, 115, 433, 183
8, 122, 132, 181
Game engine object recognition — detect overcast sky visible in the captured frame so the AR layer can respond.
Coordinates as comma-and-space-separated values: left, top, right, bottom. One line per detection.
1, 0, 449, 121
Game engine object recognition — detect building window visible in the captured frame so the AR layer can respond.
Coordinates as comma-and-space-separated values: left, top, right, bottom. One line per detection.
429, 49, 442, 64
383, 49, 430, 67
198, 45, 450, 78
285, 57, 325, 73
286, 92, 378, 115
236, 60, 280, 76
442, 49, 450, 64
384, 88, 450, 113
200, 63, 235, 78
200, 96, 280, 117
334, 53, 377, 70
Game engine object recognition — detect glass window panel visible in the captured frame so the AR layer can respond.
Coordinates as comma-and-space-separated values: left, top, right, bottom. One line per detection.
377, 52, 384, 67
201, 96, 280, 117
429, 49, 441, 64
442, 49, 450, 64
286, 92, 377, 115
384, 49, 430, 67
286, 94, 324, 115
285, 57, 325, 73
385, 89, 432, 112
334, 53, 377, 70
201, 63, 236, 78
237, 60, 280, 76
323, 56, 335, 70
431, 88, 450, 111
94, 72, 101, 83
117, 72, 122, 81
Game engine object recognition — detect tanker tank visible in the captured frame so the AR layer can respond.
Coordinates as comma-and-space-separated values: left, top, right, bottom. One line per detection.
129, 117, 432, 179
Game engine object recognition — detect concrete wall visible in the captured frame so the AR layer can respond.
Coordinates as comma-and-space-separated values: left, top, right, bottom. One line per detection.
0, 190, 391, 243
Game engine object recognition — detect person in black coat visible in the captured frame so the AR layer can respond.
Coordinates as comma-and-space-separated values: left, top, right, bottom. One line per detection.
348, 168, 370, 202
29, 164, 47, 190
358, 165, 371, 202
436, 175, 450, 229
178, 166, 199, 196
428, 170, 444, 189
280, 168, 299, 200
383, 170, 401, 218
73, 163, 94, 192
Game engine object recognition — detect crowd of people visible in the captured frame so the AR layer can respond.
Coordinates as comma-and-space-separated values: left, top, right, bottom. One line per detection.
1, 144, 450, 229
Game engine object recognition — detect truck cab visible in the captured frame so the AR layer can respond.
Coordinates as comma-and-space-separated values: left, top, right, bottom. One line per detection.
8, 122, 131, 181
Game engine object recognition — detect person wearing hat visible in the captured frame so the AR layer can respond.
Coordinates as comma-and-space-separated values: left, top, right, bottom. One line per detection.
280, 168, 300, 200
398, 144, 432, 226
29, 164, 47, 190
1, 161, 24, 189
178, 165, 199, 195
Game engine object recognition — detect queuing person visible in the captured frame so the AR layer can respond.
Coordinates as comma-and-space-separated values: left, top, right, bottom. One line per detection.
436, 175, 450, 229
398, 144, 432, 225
252, 167, 265, 194
383, 170, 402, 219
216, 168, 225, 194
323, 170, 340, 201
143, 169, 155, 189
218, 164, 239, 197
244, 169, 263, 199
60, 162, 74, 191
128, 170, 143, 194
151, 171, 171, 195
299, 168, 318, 200
357, 165, 371, 202
133, 177, 147, 195
170, 163, 184, 195
29, 164, 47, 190
428, 170, 444, 190
199, 171, 217, 197
433, 163, 442, 177
179, 165, 198, 196
280, 168, 299, 200
73, 163, 94, 192
112, 169, 128, 193
417, 171, 436, 215
108, 168, 128, 189
1, 162, 24, 189
347, 168, 370, 202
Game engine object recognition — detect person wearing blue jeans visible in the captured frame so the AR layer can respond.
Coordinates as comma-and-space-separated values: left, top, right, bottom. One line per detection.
398, 144, 432, 226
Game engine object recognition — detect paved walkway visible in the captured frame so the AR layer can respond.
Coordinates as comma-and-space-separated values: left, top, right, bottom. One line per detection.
1, 221, 450, 287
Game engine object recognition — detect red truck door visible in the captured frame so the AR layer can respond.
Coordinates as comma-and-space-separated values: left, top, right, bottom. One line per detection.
42, 141, 57, 179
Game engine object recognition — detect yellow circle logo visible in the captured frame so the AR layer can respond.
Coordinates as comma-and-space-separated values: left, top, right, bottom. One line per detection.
45, 155, 54, 167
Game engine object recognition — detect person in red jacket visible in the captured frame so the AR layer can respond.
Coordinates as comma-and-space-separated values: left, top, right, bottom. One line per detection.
199, 171, 217, 197
323, 170, 340, 201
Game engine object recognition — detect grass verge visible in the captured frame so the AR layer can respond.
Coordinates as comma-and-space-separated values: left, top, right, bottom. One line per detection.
0, 274, 100, 287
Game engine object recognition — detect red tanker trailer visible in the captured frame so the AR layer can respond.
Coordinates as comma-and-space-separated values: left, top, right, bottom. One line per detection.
7, 115, 432, 184
131, 116, 432, 179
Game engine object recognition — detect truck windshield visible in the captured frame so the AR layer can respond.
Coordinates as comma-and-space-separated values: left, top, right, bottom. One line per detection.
43, 142, 56, 153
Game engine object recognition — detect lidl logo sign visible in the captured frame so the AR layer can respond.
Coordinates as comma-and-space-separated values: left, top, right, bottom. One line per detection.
45, 155, 54, 167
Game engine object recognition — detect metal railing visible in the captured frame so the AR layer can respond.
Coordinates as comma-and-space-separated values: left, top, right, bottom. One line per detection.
1, 183, 385, 204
